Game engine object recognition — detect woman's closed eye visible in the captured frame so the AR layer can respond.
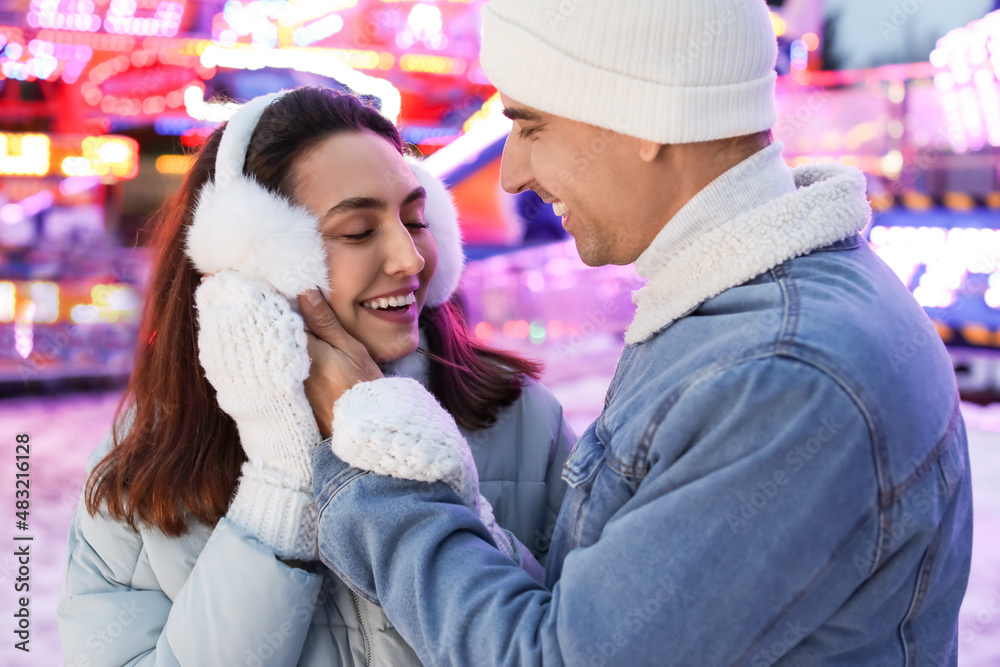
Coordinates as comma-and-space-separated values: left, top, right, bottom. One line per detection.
342, 230, 373, 241
337, 220, 427, 242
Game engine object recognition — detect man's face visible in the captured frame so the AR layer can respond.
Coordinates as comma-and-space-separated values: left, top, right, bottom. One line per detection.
498, 94, 662, 267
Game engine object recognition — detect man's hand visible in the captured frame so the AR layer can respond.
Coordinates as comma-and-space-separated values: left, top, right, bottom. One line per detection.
298, 289, 383, 439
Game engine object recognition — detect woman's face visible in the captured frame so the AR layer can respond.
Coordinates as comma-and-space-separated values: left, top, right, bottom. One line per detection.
292, 130, 438, 363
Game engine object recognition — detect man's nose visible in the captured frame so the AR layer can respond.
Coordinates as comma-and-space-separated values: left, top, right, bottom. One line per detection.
499, 131, 532, 195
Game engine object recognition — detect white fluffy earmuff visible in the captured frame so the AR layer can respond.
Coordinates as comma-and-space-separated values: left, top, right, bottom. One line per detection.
407, 157, 464, 308
183, 89, 464, 307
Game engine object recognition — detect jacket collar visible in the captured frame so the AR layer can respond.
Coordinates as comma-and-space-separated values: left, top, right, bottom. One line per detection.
626, 143, 872, 345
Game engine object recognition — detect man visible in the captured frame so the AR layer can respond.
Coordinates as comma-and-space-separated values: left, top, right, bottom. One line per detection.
300, 0, 973, 664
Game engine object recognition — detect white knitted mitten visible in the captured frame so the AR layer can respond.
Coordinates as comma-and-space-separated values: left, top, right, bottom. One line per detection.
195, 271, 321, 560
331, 376, 516, 560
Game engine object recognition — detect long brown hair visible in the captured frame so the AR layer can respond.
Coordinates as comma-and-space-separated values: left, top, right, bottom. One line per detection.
86, 87, 540, 536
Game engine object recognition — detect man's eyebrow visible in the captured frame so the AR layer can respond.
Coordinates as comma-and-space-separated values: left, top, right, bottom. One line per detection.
323, 187, 426, 219
502, 106, 544, 123
401, 186, 426, 207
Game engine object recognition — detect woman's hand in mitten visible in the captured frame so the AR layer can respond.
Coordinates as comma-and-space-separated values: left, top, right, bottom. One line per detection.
195, 271, 323, 560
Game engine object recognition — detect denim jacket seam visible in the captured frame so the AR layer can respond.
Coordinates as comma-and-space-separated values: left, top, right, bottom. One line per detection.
810, 234, 863, 253
891, 398, 962, 501
317, 554, 380, 606
605, 345, 637, 407
733, 504, 880, 666
316, 468, 372, 517
770, 263, 801, 354
627, 345, 792, 478
898, 515, 947, 667
772, 345, 898, 574
630, 346, 865, 480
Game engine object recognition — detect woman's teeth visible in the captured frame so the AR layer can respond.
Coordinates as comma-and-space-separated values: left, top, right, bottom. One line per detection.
362, 293, 416, 310
552, 201, 569, 217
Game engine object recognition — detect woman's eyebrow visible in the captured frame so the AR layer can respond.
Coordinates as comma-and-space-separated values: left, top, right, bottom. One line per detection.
323, 187, 427, 220
324, 196, 386, 219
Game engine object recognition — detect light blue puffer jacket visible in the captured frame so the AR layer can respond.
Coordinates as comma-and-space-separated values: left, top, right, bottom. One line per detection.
57, 351, 574, 667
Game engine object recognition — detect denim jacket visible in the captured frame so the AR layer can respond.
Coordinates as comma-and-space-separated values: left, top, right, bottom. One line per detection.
313, 144, 973, 666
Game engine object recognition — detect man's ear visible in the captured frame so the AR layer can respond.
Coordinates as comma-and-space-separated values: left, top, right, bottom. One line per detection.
638, 140, 664, 163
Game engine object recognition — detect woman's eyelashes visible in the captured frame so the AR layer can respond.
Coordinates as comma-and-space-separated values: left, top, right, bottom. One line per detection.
337, 220, 428, 243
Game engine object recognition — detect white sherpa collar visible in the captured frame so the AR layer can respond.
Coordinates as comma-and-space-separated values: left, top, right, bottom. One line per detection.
184, 90, 464, 306
625, 144, 871, 345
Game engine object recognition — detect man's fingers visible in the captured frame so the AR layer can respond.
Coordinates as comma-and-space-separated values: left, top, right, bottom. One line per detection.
299, 289, 362, 353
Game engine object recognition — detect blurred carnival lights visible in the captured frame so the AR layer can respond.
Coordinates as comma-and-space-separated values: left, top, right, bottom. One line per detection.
197, 45, 402, 122
0, 283, 14, 324
931, 9, 1000, 152
25, 0, 186, 37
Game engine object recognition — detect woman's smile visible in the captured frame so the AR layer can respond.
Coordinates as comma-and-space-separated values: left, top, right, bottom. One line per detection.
359, 287, 419, 324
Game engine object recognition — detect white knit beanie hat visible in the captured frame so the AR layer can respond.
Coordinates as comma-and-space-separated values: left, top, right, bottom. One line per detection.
480, 0, 779, 144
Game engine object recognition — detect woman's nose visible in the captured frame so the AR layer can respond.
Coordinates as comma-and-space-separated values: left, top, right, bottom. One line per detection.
383, 221, 425, 276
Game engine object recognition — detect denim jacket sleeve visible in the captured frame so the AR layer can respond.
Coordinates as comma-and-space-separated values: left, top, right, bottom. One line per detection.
312, 358, 879, 666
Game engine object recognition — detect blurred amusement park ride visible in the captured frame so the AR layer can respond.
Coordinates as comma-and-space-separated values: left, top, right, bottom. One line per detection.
1, 1, 1000, 400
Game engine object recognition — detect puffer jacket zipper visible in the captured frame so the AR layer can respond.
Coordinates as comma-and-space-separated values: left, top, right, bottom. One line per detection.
351, 590, 372, 667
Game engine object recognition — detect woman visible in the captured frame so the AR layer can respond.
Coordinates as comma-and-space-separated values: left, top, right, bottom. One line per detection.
57, 87, 575, 666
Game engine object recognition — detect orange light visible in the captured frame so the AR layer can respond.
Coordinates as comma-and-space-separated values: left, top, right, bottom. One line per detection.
81, 136, 139, 179
963, 325, 992, 346
155, 154, 194, 175
932, 321, 953, 342
400, 54, 464, 75
802, 33, 820, 51
0, 133, 51, 176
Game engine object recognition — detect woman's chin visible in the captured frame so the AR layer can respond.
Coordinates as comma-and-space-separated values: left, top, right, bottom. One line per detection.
364, 333, 419, 365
